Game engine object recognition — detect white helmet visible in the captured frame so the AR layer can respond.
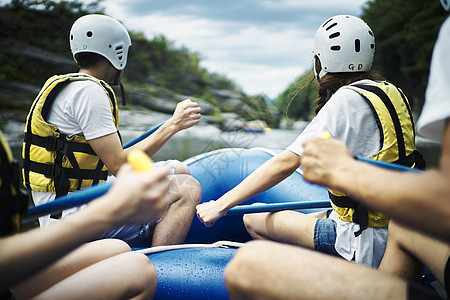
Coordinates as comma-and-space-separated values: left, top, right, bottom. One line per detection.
313, 15, 375, 79
441, 0, 450, 11
70, 14, 131, 70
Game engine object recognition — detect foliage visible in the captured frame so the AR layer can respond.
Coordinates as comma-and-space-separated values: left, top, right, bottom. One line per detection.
362, 0, 447, 114
275, 70, 318, 121
0, 0, 245, 107
0, 0, 103, 83
278, 0, 447, 119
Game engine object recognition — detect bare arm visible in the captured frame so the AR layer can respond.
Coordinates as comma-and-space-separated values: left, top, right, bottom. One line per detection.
0, 165, 170, 290
301, 124, 450, 240
89, 100, 201, 175
196, 150, 301, 226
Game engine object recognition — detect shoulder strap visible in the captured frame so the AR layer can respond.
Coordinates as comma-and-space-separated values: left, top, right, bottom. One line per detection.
352, 83, 407, 164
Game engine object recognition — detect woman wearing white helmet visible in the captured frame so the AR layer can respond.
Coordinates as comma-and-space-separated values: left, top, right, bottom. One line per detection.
225, 3, 450, 300
197, 14, 423, 268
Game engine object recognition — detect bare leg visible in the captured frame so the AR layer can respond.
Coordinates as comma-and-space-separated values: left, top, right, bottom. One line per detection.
243, 210, 319, 249
34, 252, 157, 300
379, 221, 450, 285
152, 174, 201, 246
225, 240, 407, 300
13, 239, 131, 299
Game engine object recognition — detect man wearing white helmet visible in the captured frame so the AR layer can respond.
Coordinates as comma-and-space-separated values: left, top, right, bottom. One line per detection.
197, 14, 422, 268
224, 2, 450, 299
22, 14, 201, 246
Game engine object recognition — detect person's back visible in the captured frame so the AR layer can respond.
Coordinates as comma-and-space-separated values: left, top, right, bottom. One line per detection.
197, 14, 423, 268
22, 14, 202, 246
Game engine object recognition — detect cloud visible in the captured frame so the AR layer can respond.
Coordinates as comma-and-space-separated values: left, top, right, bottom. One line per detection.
84, 0, 367, 98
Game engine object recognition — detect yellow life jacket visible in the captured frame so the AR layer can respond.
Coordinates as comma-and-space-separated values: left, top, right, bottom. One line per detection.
22, 74, 119, 197
1, 130, 28, 235
328, 81, 424, 236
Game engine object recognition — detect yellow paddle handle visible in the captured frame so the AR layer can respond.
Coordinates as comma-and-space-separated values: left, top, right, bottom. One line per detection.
127, 150, 154, 172
180, 99, 192, 105
320, 131, 332, 140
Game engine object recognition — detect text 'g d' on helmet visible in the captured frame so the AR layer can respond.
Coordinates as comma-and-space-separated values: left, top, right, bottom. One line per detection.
313, 15, 375, 79
70, 14, 132, 70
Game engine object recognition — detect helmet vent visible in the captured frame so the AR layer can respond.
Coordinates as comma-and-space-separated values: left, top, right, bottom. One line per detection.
86, 31, 93, 38
368, 30, 374, 36
355, 39, 361, 52
116, 45, 124, 61
322, 18, 333, 28
329, 32, 340, 39
330, 45, 341, 51
326, 23, 338, 31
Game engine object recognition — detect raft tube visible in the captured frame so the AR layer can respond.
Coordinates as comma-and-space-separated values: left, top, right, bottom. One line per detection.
142, 242, 240, 300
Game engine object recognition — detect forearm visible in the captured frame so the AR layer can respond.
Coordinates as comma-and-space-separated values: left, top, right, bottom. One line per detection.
128, 121, 178, 158
217, 150, 300, 212
333, 160, 450, 239
0, 195, 115, 289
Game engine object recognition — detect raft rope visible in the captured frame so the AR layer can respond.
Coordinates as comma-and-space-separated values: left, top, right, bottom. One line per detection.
135, 240, 244, 255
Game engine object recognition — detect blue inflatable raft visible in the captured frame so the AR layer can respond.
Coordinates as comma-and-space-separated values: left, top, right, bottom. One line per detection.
144, 147, 329, 300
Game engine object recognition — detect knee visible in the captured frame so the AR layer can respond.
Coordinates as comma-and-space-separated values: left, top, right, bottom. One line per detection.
127, 253, 158, 297
243, 213, 256, 233
225, 241, 265, 299
98, 239, 131, 255
243, 212, 268, 236
177, 175, 202, 206
174, 161, 190, 175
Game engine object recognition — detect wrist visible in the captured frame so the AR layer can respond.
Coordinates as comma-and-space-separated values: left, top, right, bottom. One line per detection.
331, 157, 360, 192
164, 117, 180, 133
216, 193, 239, 214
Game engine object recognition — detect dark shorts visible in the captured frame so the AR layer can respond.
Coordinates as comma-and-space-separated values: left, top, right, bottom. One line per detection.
407, 255, 450, 300
446, 255, 450, 295
407, 281, 446, 300
313, 210, 340, 256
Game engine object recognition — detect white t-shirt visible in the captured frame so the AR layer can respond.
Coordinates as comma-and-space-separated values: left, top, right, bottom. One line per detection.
33, 74, 118, 228
287, 79, 388, 268
417, 17, 450, 142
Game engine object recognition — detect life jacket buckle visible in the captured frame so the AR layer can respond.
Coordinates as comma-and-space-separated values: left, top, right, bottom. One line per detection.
44, 163, 62, 178
45, 137, 66, 153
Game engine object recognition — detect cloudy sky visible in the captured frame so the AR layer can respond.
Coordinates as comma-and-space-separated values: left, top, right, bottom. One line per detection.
82, 0, 368, 99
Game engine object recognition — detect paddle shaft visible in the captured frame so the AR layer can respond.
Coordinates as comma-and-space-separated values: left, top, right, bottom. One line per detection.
356, 156, 423, 173
226, 200, 331, 215
25, 146, 421, 220
24, 181, 113, 222
122, 122, 164, 148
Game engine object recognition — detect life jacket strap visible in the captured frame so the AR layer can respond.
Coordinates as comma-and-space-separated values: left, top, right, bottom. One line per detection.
24, 133, 96, 155
328, 192, 368, 237
25, 160, 108, 181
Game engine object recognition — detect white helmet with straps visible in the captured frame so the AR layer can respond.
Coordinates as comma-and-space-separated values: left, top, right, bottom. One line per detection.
70, 14, 131, 70
313, 15, 375, 79
441, 0, 450, 11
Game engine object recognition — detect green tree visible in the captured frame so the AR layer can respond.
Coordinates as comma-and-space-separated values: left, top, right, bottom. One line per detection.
275, 70, 317, 121
362, 0, 447, 114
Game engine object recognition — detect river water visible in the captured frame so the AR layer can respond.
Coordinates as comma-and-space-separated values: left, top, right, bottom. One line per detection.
0, 104, 442, 169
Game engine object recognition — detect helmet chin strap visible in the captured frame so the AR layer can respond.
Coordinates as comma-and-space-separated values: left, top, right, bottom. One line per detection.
109, 70, 126, 106
314, 62, 328, 81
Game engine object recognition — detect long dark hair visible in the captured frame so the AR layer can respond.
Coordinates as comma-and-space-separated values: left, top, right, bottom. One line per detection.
313, 56, 382, 114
